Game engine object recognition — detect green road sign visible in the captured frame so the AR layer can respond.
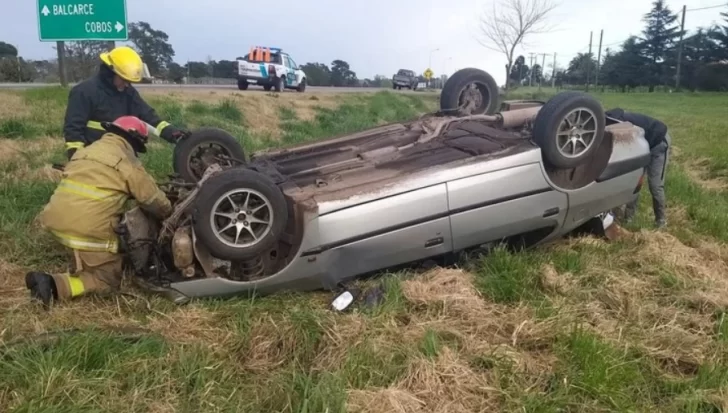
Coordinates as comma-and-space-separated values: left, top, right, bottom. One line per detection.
37, 0, 128, 41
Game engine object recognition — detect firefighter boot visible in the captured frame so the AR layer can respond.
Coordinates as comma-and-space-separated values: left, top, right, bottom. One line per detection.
25, 272, 58, 310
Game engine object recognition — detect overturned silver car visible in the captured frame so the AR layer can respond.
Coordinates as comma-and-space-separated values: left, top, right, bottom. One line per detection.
121, 67, 651, 303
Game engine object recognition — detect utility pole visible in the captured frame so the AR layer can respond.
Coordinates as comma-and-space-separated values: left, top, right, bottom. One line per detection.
595, 29, 604, 88
537, 53, 547, 90
56, 41, 67, 87
552, 53, 557, 88
528, 53, 535, 86
675, 5, 687, 90
585, 31, 593, 92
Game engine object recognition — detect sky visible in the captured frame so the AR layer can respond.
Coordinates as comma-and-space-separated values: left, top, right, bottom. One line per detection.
1, 0, 726, 85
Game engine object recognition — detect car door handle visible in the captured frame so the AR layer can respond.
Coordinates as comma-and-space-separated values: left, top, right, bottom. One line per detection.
425, 237, 444, 248
543, 207, 560, 218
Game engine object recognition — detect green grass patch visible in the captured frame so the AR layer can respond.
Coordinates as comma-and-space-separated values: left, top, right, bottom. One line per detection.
0, 118, 38, 139
0, 180, 66, 267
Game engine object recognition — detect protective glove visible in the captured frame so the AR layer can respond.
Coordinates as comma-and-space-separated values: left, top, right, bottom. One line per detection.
160, 126, 189, 144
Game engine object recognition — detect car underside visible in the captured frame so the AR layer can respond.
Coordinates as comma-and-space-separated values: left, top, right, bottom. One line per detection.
120, 67, 651, 304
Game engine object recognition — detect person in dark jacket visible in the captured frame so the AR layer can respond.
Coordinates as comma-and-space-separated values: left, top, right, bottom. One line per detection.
63, 46, 187, 159
605, 108, 671, 228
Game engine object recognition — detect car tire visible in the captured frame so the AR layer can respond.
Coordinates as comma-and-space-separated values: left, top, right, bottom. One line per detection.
274, 77, 284, 92
173, 127, 247, 183
532, 91, 606, 169
413, 83, 418, 91
297, 78, 306, 92
263, 85, 272, 91
237, 79, 248, 90
392, 84, 397, 90
192, 168, 288, 261
440, 68, 499, 116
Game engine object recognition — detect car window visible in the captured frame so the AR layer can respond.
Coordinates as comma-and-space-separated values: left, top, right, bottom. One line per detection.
288, 56, 298, 69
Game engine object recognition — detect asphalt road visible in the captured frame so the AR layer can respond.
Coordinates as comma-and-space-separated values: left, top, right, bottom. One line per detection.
0, 82, 433, 94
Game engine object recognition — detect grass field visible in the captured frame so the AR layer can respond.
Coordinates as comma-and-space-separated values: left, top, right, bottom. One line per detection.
2, 85, 728, 412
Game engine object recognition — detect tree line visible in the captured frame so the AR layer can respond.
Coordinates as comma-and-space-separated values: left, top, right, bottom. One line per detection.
507, 0, 728, 92
0, 22, 398, 87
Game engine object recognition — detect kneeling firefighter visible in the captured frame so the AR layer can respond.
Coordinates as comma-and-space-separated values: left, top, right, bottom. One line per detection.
63, 45, 187, 160
26, 116, 173, 309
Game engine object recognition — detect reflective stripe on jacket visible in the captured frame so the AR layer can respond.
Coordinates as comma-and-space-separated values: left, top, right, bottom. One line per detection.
40, 133, 173, 252
62, 64, 173, 151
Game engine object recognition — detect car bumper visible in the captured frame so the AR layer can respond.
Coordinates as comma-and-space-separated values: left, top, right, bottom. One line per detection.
239, 75, 274, 85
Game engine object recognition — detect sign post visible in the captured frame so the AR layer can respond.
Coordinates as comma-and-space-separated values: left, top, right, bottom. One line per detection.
37, 0, 128, 85
423, 68, 434, 88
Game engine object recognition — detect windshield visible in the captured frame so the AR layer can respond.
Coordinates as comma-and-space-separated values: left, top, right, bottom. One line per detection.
397, 69, 413, 77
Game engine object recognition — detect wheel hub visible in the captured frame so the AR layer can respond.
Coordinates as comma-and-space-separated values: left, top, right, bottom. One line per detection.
557, 108, 597, 159
210, 188, 274, 248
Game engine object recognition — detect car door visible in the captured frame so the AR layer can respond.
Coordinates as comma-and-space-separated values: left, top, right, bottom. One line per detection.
287, 56, 303, 86
314, 184, 453, 279
282, 54, 297, 87
447, 162, 568, 251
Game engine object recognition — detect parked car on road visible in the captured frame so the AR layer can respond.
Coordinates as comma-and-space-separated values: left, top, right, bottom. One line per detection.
123, 67, 651, 303
236, 46, 307, 92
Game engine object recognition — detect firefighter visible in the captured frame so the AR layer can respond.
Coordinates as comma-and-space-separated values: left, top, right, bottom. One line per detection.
25, 116, 173, 309
63, 45, 187, 160
605, 108, 671, 228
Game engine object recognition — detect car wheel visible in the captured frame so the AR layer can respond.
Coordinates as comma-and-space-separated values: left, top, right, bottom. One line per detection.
237, 79, 248, 90
440, 68, 499, 116
274, 77, 284, 92
297, 78, 306, 92
392, 84, 397, 90
173, 127, 247, 183
193, 168, 288, 261
412, 83, 418, 91
533, 91, 606, 169
264, 85, 272, 91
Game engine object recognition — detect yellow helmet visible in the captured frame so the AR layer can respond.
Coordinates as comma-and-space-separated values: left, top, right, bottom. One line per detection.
99, 46, 144, 83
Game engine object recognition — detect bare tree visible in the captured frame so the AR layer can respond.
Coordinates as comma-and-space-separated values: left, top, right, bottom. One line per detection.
477, 0, 558, 89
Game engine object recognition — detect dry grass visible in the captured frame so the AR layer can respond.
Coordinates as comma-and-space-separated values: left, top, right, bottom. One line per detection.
684, 157, 728, 191
0, 93, 31, 119
141, 89, 341, 138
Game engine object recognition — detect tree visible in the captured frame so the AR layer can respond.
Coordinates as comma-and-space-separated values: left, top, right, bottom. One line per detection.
166, 62, 185, 83
127, 21, 175, 76
330, 59, 357, 86
476, 0, 558, 89
509, 55, 529, 86
0, 41, 18, 58
565, 52, 597, 85
300, 62, 331, 86
63, 41, 109, 81
530, 63, 543, 84
0, 57, 35, 82
640, 0, 681, 90
211, 60, 238, 79
696, 63, 728, 91
681, 27, 723, 89
185, 61, 209, 78
600, 37, 648, 91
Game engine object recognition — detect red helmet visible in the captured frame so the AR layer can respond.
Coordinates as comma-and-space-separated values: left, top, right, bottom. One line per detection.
102, 116, 150, 154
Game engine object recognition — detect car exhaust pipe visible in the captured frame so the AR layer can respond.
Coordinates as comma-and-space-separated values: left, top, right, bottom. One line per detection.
497, 107, 542, 129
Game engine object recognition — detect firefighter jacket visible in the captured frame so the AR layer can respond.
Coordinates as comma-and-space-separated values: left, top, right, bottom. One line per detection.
62, 64, 175, 153
39, 133, 173, 253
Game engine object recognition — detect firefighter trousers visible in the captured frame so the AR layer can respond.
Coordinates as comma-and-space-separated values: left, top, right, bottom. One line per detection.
51, 250, 124, 300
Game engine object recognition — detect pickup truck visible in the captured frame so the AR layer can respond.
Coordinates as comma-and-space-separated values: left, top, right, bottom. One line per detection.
392, 69, 418, 90
236, 47, 307, 92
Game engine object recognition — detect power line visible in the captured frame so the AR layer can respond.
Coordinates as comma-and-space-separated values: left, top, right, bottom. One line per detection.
686, 3, 726, 12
